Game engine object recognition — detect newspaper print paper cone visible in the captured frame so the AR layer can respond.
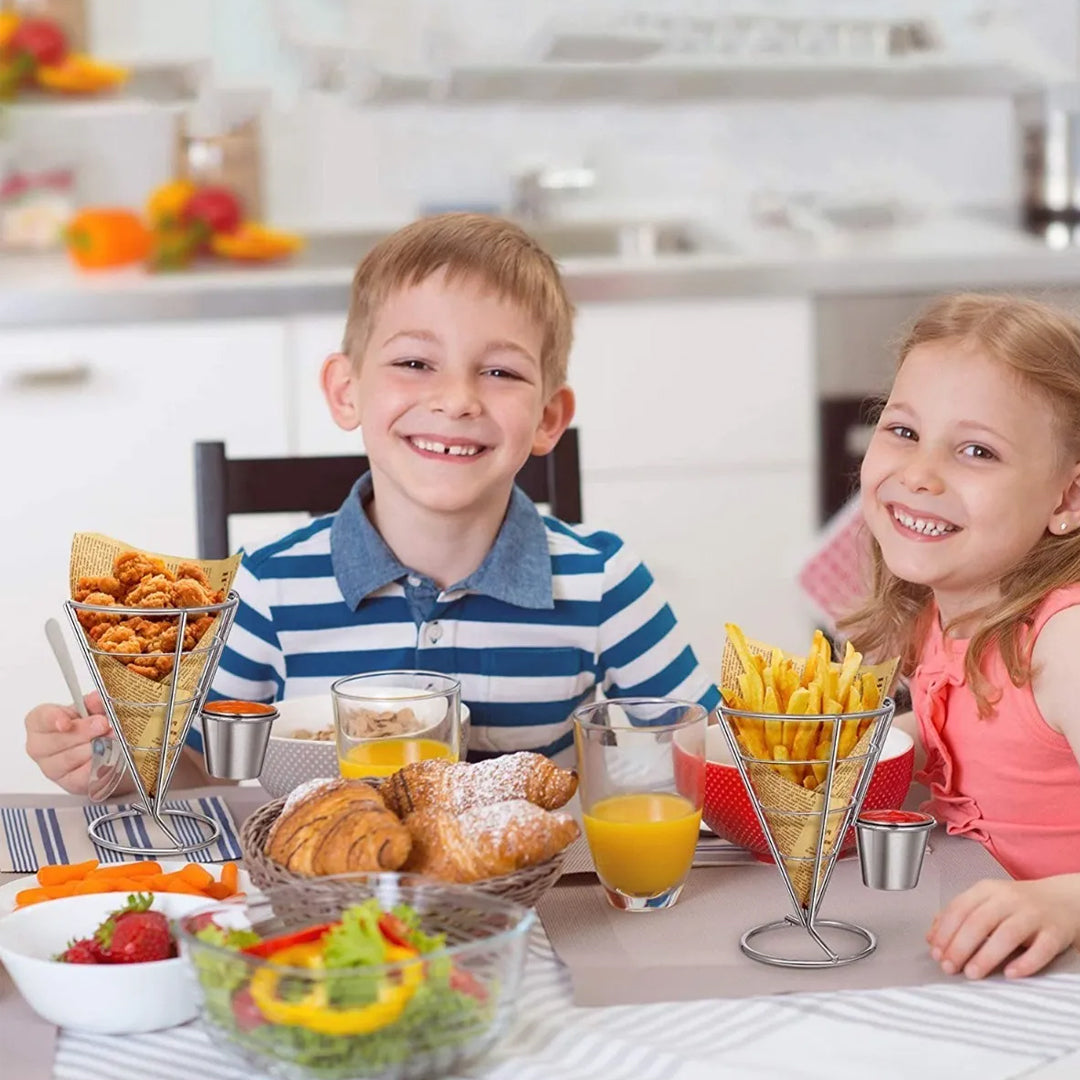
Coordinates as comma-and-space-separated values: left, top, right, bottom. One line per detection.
70, 533, 240, 794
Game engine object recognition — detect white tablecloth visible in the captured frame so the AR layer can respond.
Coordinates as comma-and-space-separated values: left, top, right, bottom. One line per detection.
54, 923, 1080, 1080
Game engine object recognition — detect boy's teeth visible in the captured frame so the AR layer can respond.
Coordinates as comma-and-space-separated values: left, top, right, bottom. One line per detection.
412, 438, 480, 456
893, 508, 956, 537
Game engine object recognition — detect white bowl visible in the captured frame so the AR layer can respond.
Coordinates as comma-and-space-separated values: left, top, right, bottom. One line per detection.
259, 695, 471, 799
0, 892, 211, 1033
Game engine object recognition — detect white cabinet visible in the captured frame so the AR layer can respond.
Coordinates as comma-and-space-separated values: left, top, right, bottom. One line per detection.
571, 298, 814, 473
570, 297, 817, 665
585, 467, 816, 682
0, 319, 288, 792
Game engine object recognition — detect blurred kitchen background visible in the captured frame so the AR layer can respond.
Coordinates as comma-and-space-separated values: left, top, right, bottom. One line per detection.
6, 0, 1080, 789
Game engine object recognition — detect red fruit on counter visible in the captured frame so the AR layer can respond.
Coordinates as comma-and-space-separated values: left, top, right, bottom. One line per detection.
7, 17, 68, 67
182, 185, 243, 239
95, 894, 174, 964
57, 937, 105, 964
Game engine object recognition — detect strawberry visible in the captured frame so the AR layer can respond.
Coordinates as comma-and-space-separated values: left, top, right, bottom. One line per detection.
95, 893, 174, 964
56, 937, 105, 964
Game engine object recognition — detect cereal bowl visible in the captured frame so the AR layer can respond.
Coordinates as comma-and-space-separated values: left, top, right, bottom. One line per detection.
701, 725, 915, 858
0, 891, 211, 1033
260, 696, 471, 798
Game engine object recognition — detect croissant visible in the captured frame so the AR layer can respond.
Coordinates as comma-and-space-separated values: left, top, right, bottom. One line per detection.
265, 779, 411, 875
403, 799, 580, 883
382, 752, 578, 818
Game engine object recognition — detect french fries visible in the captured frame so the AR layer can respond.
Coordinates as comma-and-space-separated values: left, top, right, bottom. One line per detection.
722, 624, 888, 791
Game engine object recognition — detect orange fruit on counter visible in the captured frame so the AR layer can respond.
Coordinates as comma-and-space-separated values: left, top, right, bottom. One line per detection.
36, 54, 128, 95
210, 222, 304, 262
65, 208, 150, 271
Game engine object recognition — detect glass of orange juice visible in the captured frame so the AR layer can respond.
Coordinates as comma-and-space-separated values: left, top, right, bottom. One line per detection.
330, 671, 461, 779
573, 698, 707, 911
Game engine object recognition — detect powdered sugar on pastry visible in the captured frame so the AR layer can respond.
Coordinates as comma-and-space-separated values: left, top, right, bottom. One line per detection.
462, 798, 567, 836
381, 752, 578, 817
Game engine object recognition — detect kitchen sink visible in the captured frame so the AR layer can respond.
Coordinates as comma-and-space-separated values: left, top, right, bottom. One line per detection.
295, 218, 721, 270
526, 220, 707, 258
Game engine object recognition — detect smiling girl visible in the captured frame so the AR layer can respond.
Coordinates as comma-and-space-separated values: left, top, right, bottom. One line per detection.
844, 293, 1080, 980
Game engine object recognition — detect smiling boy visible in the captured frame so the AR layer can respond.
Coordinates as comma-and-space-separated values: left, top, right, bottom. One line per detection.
26, 213, 719, 789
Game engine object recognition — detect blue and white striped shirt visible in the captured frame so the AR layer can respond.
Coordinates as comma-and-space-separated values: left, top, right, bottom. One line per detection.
202, 474, 719, 758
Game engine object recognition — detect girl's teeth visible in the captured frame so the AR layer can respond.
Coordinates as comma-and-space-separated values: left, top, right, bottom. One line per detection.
412, 438, 480, 456
893, 509, 955, 537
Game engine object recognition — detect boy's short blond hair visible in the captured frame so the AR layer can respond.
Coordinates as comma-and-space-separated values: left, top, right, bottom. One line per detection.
342, 213, 574, 390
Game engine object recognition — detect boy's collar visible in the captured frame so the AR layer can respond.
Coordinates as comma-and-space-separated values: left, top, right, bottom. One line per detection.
330, 473, 554, 611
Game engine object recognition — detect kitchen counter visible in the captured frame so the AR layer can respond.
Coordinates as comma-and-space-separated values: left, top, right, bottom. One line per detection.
5, 210, 1080, 328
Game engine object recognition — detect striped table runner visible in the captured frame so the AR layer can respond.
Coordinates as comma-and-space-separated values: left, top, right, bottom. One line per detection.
0, 797, 243, 873
54, 925, 1080, 1080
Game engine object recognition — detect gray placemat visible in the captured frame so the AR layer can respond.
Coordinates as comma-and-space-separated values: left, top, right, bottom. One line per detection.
0, 964, 57, 1080
537, 831, 1080, 1006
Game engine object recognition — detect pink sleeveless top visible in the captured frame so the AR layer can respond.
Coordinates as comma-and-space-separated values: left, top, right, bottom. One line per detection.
913, 583, 1080, 880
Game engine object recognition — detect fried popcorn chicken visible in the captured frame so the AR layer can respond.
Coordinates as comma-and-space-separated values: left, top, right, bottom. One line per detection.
76, 592, 122, 631
96, 624, 143, 656
74, 576, 123, 602
74, 549, 225, 683
176, 562, 211, 589
171, 577, 211, 608
114, 551, 172, 590
124, 575, 175, 608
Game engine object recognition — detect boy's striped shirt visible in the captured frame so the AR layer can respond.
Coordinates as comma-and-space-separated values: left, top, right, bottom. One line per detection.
202, 482, 719, 759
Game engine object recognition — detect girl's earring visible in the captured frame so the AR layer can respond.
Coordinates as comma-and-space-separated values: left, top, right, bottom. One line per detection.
1062, 522, 1070, 532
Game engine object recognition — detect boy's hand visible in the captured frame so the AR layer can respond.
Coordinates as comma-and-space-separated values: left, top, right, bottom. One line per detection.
25, 693, 111, 795
928, 876, 1080, 979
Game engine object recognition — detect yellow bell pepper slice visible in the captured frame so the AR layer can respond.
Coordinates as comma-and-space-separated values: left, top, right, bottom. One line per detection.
248, 942, 423, 1037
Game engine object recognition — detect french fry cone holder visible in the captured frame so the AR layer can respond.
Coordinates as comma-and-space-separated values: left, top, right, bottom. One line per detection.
64, 533, 241, 857
718, 630, 898, 968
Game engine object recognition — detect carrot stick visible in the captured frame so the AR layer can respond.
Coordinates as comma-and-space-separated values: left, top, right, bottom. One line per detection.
37, 859, 99, 886
85, 861, 162, 880
175, 864, 213, 889
15, 887, 52, 906
220, 861, 238, 894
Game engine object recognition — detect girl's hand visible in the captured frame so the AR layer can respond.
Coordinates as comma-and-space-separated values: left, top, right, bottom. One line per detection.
24, 692, 111, 795
928, 875, 1080, 979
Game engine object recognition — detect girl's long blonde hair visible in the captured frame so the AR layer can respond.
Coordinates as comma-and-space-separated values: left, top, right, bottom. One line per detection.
840, 293, 1080, 714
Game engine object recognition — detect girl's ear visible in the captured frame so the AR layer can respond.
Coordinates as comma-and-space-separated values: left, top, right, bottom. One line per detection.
1049, 462, 1080, 535
321, 352, 363, 432
531, 385, 576, 456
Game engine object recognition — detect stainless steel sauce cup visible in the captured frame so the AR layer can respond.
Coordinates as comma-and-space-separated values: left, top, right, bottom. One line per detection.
856, 810, 935, 890
201, 701, 277, 780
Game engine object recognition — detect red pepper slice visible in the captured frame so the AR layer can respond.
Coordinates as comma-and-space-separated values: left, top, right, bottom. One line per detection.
377, 914, 412, 949
241, 922, 335, 959
449, 966, 488, 1003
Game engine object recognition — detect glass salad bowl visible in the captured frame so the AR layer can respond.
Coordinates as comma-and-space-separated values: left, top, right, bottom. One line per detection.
177, 874, 534, 1080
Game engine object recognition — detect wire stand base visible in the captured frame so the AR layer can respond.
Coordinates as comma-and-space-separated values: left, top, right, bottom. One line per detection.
87, 807, 222, 857
740, 917, 877, 968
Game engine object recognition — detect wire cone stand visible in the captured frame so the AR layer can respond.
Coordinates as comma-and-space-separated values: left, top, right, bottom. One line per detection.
718, 700, 896, 968
64, 593, 239, 857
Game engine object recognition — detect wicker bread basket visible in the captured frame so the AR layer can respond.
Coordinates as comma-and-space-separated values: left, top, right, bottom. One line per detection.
240, 795, 570, 909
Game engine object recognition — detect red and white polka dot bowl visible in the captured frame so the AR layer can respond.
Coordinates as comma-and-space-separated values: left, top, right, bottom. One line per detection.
701, 725, 915, 859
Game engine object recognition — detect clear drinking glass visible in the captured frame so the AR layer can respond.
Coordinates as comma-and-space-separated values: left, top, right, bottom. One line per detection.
331, 670, 461, 779
573, 698, 707, 911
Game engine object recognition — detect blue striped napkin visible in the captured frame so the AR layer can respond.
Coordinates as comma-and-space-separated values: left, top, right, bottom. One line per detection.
0, 796, 243, 873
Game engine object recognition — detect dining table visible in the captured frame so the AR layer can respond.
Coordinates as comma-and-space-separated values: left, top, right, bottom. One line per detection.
2, 784, 1079, 1080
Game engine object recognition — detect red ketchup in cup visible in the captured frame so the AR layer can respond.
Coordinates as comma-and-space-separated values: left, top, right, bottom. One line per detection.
857, 809, 934, 828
